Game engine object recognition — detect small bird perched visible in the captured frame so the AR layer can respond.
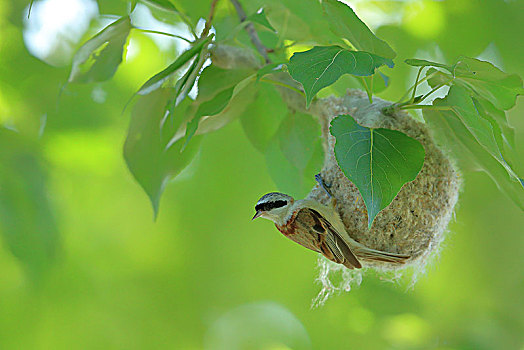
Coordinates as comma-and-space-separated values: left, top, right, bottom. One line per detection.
252, 174, 410, 269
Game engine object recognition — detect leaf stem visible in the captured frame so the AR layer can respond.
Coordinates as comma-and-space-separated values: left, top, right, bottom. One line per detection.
397, 70, 438, 104
399, 105, 452, 111
360, 77, 373, 103
410, 67, 423, 103
133, 28, 192, 43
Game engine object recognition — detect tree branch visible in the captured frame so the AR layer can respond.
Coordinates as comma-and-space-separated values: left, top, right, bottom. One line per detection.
202, 0, 220, 37
229, 0, 271, 63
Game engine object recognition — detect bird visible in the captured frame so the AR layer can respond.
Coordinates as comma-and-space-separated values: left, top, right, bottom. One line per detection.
252, 174, 410, 269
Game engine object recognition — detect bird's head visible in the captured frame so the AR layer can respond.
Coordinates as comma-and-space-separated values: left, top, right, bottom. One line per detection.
252, 192, 294, 224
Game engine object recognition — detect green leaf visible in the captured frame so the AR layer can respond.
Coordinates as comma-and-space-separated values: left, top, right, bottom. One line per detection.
97, 0, 136, 15
423, 104, 524, 210
197, 65, 254, 101
410, 57, 523, 110
287, 46, 394, 107
141, 0, 178, 12
322, 0, 396, 59
256, 62, 284, 81
0, 128, 59, 280
426, 67, 453, 88
183, 75, 256, 148
246, 8, 276, 32
124, 88, 201, 217
475, 97, 515, 149
263, 0, 342, 45
330, 115, 425, 228
68, 16, 132, 83
405, 58, 452, 72
452, 57, 523, 110
136, 36, 211, 95
430, 85, 521, 184
265, 111, 323, 198
183, 87, 235, 150
278, 111, 322, 171
240, 84, 287, 152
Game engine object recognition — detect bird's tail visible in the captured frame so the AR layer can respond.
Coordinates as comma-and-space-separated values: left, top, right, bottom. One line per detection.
354, 246, 411, 264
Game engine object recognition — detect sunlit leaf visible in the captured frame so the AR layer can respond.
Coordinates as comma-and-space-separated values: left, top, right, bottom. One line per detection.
69, 16, 132, 83
425, 67, 453, 88
124, 88, 201, 217
183, 75, 256, 148
475, 97, 515, 149
423, 105, 524, 210
0, 128, 59, 280
240, 84, 287, 152
97, 0, 136, 15
246, 8, 276, 32
405, 58, 452, 71
136, 36, 211, 95
197, 65, 254, 101
287, 46, 394, 107
322, 0, 396, 59
330, 115, 425, 228
184, 88, 235, 150
429, 86, 522, 186
453, 57, 524, 110
263, 0, 341, 45
142, 0, 178, 12
411, 57, 523, 110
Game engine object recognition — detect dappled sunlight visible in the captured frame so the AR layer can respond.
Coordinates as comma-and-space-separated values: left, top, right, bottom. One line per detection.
402, 0, 445, 39
23, 0, 98, 66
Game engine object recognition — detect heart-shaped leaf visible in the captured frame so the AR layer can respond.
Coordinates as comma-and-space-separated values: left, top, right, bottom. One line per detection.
287, 46, 394, 107
322, 0, 396, 59
69, 16, 132, 83
330, 115, 425, 228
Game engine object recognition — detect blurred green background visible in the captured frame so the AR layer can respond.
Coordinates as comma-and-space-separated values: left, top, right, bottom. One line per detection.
0, 0, 523, 349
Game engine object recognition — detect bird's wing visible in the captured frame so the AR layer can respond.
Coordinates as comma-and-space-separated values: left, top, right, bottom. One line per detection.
293, 208, 362, 269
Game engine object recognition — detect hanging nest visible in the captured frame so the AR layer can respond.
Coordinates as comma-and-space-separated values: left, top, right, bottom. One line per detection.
307, 90, 461, 272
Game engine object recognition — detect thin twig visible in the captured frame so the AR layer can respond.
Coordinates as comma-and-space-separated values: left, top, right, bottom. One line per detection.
229, 0, 271, 63
202, 0, 220, 37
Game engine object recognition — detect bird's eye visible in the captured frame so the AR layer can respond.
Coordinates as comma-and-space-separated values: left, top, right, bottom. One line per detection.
255, 200, 287, 212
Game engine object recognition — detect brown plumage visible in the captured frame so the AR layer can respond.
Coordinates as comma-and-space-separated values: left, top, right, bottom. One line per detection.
276, 208, 362, 269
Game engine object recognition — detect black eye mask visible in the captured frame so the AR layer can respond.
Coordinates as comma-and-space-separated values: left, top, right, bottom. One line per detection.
255, 200, 287, 212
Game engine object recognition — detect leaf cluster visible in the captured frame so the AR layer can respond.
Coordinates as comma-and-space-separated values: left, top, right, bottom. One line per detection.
401, 57, 524, 209
58, 0, 522, 223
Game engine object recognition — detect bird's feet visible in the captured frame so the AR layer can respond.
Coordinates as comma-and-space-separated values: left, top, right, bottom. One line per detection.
315, 173, 337, 207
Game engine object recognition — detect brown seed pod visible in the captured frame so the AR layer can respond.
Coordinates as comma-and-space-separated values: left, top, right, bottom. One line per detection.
307, 90, 461, 271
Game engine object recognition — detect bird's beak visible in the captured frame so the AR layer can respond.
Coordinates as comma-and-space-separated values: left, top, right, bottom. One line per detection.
252, 211, 261, 220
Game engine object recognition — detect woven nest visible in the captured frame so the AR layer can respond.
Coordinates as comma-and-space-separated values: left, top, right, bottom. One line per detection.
307, 90, 461, 271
